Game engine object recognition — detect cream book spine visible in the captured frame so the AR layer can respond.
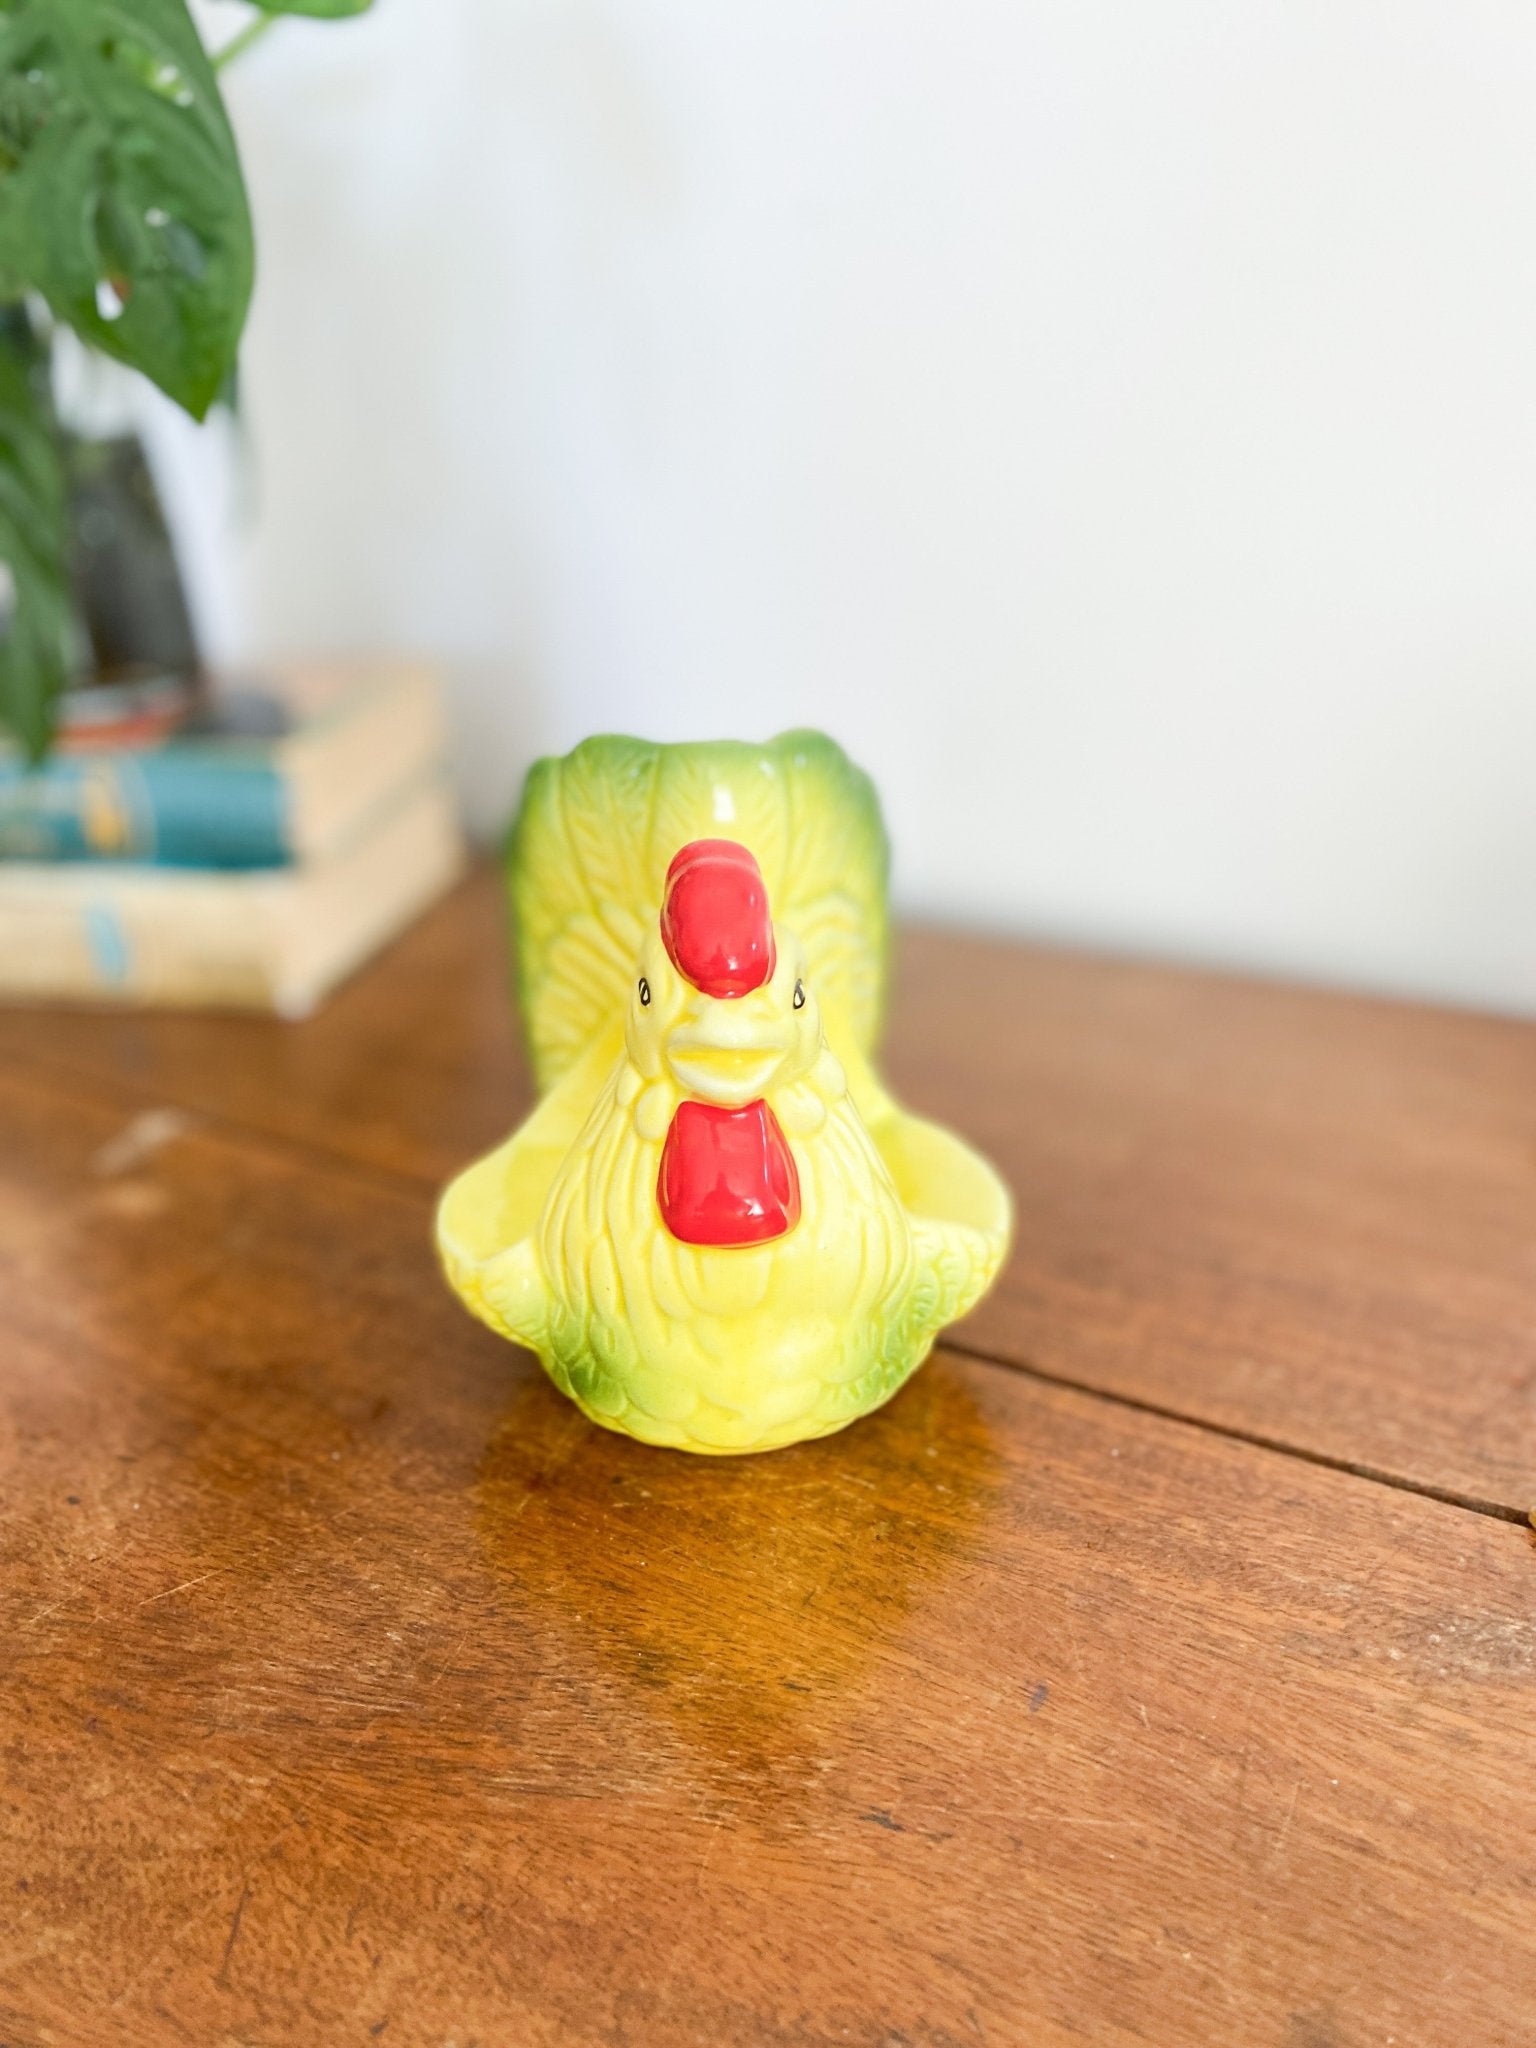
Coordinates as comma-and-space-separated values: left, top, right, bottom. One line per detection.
0, 776, 464, 1016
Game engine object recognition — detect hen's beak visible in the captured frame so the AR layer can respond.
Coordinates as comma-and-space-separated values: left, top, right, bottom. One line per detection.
666, 1018, 787, 1106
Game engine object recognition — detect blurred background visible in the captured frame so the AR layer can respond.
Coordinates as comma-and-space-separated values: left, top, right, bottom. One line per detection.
147, 1, 1536, 1012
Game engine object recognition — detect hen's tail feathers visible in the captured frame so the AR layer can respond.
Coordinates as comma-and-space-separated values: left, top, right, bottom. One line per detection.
505, 732, 890, 1092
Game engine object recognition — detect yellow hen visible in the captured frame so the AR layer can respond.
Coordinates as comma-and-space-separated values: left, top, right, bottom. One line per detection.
436, 732, 1010, 1454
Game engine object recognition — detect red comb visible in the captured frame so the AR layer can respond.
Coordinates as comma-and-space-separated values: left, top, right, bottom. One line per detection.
660, 839, 775, 998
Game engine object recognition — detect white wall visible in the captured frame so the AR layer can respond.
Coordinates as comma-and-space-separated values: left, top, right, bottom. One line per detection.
158, 2, 1536, 1013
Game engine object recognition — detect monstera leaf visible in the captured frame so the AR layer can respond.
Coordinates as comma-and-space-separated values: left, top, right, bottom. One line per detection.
242, 1, 373, 14
0, 311, 68, 759
0, 0, 253, 420
506, 731, 892, 1092
0, 0, 372, 751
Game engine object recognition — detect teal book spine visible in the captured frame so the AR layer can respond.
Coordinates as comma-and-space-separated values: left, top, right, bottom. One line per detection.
0, 753, 290, 868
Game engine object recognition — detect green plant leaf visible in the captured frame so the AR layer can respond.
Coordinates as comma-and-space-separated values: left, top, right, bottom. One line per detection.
0, 0, 253, 420
0, 309, 69, 759
242, 1, 374, 15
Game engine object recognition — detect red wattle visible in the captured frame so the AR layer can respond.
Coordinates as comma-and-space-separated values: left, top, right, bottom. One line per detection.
657, 1098, 801, 1247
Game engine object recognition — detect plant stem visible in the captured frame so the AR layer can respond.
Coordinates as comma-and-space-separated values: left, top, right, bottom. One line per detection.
214, 14, 278, 71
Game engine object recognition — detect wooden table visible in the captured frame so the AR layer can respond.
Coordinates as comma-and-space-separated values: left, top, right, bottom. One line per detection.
2, 870, 1533, 2047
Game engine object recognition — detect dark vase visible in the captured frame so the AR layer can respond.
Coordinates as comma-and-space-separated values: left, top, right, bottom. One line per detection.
66, 429, 201, 688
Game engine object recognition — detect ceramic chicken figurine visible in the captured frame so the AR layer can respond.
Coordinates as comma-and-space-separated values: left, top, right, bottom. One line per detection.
436, 731, 1010, 1454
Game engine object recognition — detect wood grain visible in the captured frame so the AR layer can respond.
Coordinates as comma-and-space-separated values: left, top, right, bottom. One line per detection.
1, 1066, 1534, 2046
887, 928, 1536, 1516
1, 870, 1533, 1512
0, 869, 529, 1186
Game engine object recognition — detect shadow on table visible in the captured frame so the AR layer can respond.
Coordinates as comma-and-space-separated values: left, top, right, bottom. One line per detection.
473, 1351, 1008, 1811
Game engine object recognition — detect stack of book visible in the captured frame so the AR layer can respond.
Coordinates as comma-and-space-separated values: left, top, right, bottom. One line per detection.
0, 661, 464, 1015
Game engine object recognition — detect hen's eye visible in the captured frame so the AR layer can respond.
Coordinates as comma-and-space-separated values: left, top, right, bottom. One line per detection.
638, 977, 651, 1007
792, 979, 805, 1010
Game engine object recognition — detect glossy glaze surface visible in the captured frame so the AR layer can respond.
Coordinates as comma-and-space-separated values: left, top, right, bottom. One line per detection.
656, 1096, 801, 1246
436, 733, 1011, 1452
